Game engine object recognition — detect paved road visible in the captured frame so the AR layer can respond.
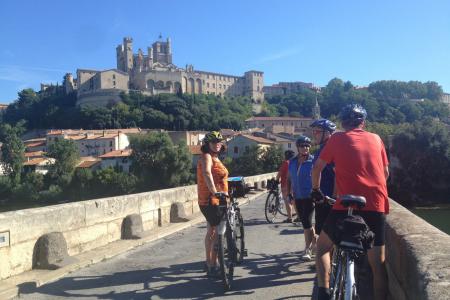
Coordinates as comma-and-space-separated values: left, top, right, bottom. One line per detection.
17, 193, 317, 299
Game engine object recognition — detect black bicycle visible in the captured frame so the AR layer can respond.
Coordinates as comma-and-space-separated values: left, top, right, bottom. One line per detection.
264, 178, 287, 223
215, 181, 247, 291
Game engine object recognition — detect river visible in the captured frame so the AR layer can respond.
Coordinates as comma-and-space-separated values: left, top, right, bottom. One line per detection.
411, 206, 450, 235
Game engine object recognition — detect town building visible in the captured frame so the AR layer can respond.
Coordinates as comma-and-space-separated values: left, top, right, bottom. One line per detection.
263, 81, 319, 96
62, 37, 264, 109
226, 134, 275, 159
23, 158, 55, 175
245, 116, 314, 136
46, 130, 130, 157
98, 149, 132, 173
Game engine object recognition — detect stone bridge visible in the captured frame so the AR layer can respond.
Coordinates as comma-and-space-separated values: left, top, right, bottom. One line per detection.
0, 173, 449, 299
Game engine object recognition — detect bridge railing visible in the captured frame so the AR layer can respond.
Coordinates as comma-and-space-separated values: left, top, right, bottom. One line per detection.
0, 173, 275, 280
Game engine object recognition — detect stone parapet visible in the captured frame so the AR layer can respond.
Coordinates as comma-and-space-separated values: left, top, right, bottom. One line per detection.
386, 199, 450, 300
0, 172, 276, 280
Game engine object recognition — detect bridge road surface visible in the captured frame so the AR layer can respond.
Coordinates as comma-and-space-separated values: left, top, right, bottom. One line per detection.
16, 193, 317, 300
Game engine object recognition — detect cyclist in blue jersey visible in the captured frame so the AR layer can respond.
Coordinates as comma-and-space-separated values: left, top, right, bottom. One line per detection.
287, 136, 315, 261
310, 119, 336, 234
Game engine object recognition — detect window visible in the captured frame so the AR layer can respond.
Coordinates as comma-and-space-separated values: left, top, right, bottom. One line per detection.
113, 81, 116, 86
288, 143, 291, 149
113, 74, 116, 79
109, 141, 113, 147
219, 84, 222, 89
212, 83, 215, 88
234, 146, 238, 154
207, 83, 210, 88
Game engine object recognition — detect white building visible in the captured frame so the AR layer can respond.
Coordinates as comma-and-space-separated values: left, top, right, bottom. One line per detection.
98, 149, 132, 173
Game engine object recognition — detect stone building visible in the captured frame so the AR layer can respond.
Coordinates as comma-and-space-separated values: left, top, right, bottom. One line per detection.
66, 37, 264, 108
263, 81, 319, 96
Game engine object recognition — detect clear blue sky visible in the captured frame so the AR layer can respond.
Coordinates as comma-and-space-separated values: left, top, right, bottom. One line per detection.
1, 0, 449, 103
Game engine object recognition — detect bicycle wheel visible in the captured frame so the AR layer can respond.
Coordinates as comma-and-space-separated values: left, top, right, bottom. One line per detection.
264, 192, 278, 223
331, 252, 346, 300
235, 210, 245, 264
217, 225, 235, 291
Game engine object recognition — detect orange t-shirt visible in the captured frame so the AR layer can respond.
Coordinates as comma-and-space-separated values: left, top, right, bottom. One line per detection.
197, 154, 229, 206
319, 129, 389, 213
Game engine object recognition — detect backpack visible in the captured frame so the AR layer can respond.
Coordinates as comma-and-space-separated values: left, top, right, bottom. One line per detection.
228, 176, 249, 198
337, 215, 375, 251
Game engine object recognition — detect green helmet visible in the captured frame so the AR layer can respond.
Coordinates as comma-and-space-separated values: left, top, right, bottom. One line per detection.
203, 131, 224, 144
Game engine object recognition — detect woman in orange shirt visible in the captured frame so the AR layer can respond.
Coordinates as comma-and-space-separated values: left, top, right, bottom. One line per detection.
197, 131, 228, 277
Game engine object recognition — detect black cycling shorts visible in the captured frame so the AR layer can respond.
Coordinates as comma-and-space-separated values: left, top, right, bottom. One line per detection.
295, 198, 314, 229
199, 205, 221, 226
315, 203, 332, 234
322, 210, 386, 246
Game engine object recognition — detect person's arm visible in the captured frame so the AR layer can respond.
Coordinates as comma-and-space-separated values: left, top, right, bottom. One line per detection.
312, 158, 327, 190
384, 166, 389, 181
287, 170, 292, 196
201, 153, 218, 194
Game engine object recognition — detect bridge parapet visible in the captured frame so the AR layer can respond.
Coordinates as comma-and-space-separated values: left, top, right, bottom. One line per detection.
386, 200, 450, 300
0, 173, 275, 280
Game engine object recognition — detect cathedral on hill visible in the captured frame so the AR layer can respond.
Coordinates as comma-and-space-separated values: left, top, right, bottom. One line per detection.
61, 37, 264, 108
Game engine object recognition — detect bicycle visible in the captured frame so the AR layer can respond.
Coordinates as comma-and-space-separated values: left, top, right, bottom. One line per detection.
324, 195, 373, 300
215, 184, 248, 291
264, 178, 288, 223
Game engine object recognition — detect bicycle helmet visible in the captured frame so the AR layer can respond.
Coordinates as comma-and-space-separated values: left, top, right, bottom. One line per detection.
203, 131, 224, 144
310, 119, 336, 133
284, 150, 295, 160
339, 104, 367, 127
296, 135, 312, 146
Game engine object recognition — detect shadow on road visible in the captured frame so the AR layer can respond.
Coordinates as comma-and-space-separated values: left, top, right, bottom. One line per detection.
18, 252, 315, 299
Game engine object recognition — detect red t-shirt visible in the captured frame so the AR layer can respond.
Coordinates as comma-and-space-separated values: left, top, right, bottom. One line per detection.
278, 160, 290, 188
319, 129, 389, 213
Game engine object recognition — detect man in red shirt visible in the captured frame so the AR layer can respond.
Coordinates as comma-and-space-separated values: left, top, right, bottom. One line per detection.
276, 150, 295, 222
311, 104, 389, 300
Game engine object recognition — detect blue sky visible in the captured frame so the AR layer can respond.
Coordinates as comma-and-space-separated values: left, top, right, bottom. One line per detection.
1, 0, 449, 103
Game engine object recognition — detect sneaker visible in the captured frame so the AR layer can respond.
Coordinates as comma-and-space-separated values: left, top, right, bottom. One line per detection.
282, 218, 293, 223
301, 248, 312, 261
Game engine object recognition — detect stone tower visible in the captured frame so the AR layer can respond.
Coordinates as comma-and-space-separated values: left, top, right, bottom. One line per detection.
313, 96, 321, 119
152, 37, 172, 65
116, 37, 134, 72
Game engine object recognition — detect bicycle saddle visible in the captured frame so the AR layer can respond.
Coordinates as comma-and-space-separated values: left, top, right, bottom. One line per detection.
340, 195, 366, 208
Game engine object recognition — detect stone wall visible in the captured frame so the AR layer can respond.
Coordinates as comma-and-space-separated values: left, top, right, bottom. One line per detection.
385, 200, 450, 300
0, 173, 275, 280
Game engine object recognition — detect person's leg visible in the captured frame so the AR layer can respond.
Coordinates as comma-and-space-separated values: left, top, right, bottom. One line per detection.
294, 198, 303, 223
316, 231, 334, 299
367, 246, 388, 300
281, 187, 293, 219
302, 199, 314, 248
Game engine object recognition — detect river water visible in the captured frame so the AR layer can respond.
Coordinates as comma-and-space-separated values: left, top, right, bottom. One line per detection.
411, 206, 450, 235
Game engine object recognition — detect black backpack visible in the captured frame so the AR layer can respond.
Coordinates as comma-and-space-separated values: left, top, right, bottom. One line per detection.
337, 215, 375, 251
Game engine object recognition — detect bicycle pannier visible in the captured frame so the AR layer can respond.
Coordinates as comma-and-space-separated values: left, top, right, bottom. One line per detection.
337, 215, 375, 251
228, 176, 249, 198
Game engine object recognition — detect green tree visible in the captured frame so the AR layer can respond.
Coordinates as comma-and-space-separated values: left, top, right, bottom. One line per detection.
0, 123, 25, 184
226, 146, 263, 176
389, 118, 450, 206
260, 145, 284, 173
45, 139, 80, 187
130, 132, 193, 190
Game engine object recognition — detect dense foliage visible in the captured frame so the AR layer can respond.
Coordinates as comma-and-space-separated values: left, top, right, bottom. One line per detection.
2, 89, 253, 131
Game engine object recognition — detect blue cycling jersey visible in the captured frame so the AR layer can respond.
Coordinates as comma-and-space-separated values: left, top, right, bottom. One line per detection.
288, 155, 313, 199
312, 144, 335, 197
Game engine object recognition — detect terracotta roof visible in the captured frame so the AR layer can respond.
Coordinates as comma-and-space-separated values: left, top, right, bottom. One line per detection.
239, 134, 274, 144
23, 157, 52, 166
245, 116, 313, 122
98, 149, 132, 158
25, 141, 46, 148
77, 160, 101, 168
188, 145, 202, 155
24, 151, 45, 157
